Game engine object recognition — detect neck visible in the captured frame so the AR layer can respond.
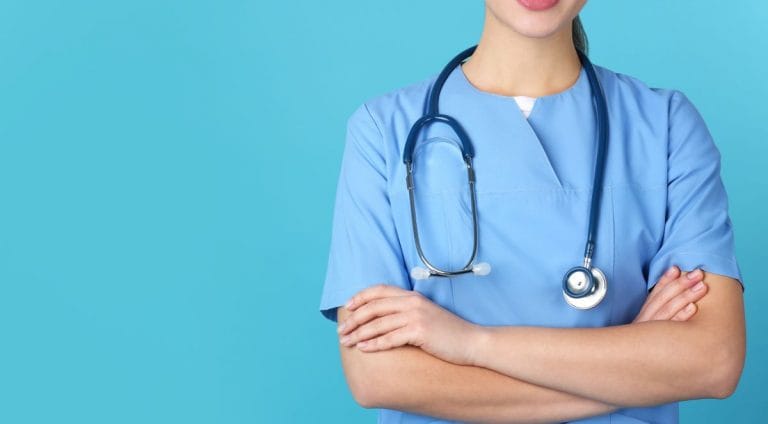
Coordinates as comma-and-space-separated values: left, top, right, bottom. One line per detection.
461, 8, 582, 98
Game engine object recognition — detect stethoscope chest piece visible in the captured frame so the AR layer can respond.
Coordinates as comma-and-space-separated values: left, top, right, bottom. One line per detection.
562, 265, 607, 309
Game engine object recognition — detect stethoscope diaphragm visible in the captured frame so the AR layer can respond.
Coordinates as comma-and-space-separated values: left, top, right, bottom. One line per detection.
562, 265, 608, 309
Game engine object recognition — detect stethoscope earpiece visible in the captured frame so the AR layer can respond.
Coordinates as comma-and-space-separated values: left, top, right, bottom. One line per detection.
410, 266, 431, 280
471, 262, 491, 276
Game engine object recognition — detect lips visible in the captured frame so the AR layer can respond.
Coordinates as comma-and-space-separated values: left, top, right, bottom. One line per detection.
517, 0, 559, 11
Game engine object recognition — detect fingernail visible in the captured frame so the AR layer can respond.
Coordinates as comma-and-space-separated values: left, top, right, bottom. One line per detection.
686, 303, 695, 312
340, 336, 350, 345
686, 269, 702, 280
345, 298, 354, 308
356, 341, 367, 348
337, 322, 346, 333
692, 281, 705, 292
665, 266, 677, 277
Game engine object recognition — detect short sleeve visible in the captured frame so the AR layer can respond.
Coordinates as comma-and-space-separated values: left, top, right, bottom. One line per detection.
646, 90, 744, 292
318, 103, 412, 322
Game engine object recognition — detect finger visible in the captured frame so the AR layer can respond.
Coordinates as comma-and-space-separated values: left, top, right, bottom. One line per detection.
345, 283, 412, 311
647, 265, 681, 302
636, 266, 681, 322
340, 313, 407, 347
641, 268, 704, 319
672, 302, 698, 322
356, 326, 413, 353
654, 280, 708, 320
634, 265, 683, 323
339, 295, 420, 335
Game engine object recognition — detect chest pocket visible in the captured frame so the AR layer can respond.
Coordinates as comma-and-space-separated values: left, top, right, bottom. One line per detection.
393, 136, 473, 311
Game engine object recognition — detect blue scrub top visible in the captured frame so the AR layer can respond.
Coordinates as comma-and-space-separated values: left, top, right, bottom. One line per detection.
319, 60, 743, 424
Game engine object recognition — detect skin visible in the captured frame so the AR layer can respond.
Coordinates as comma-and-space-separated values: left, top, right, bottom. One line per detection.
336, 267, 714, 423
340, 270, 745, 408
333, 1, 746, 421
460, 0, 588, 98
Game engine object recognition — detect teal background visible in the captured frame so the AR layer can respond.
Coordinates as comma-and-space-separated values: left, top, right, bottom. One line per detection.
0, 0, 764, 422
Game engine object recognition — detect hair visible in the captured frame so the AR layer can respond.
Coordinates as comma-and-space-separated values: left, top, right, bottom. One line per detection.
572, 15, 589, 55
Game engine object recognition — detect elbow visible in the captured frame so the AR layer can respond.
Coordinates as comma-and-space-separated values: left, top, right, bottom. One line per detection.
708, 373, 740, 400
342, 352, 391, 409
337, 307, 393, 409
707, 363, 743, 400
350, 388, 376, 409
347, 374, 380, 409
710, 383, 737, 401
703, 340, 745, 399
337, 307, 408, 409
348, 370, 398, 409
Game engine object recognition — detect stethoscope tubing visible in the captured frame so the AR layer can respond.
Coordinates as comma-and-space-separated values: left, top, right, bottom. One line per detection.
402, 44, 609, 309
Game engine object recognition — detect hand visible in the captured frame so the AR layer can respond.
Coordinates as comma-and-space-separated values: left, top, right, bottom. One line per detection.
337, 284, 482, 366
633, 265, 709, 323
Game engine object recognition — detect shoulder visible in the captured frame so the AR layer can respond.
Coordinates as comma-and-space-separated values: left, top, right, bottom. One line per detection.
593, 62, 719, 162
592, 62, 702, 124
341, 72, 439, 171
346, 71, 438, 134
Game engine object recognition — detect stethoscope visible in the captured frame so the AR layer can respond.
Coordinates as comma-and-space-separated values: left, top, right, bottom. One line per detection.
402, 44, 610, 309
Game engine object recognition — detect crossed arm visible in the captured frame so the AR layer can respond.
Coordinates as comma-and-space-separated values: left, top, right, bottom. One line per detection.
335, 267, 746, 423
337, 325, 616, 424
338, 307, 618, 424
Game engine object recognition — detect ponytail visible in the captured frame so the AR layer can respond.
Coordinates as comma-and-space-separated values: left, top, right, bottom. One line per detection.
572, 15, 589, 54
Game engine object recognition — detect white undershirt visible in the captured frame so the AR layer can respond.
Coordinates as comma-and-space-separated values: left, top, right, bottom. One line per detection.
513, 95, 537, 119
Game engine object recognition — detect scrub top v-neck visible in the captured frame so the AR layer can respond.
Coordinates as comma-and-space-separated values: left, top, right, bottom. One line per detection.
513, 94, 536, 118
320, 59, 743, 424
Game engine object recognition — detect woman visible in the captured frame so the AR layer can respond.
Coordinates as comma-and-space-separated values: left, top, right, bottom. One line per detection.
320, 1, 746, 423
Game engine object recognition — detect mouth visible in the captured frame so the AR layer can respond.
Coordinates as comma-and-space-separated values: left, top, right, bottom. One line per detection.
517, 0, 560, 12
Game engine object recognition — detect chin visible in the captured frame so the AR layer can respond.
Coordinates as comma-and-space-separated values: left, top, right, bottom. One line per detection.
485, 0, 587, 39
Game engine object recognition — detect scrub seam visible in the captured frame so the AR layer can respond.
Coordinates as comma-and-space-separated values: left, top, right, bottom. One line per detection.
440, 191, 457, 311
364, 102, 416, 291
441, 193, 452, 268
610, 186, 616, 324
470, 183, 666, 194
659, 250, 740, 265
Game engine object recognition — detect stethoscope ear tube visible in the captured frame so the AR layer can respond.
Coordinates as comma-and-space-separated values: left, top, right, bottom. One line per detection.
404, 149, 483, 278
402, 114, 475, 165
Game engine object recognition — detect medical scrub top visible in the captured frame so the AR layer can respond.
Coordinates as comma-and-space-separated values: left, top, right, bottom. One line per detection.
319, 59, 743, 424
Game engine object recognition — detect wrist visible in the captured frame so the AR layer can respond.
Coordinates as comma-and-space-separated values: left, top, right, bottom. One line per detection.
466, 324, 494, 367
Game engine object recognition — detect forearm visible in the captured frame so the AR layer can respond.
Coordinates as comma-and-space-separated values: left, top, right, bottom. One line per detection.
470, 320, 724, 407
342, 344, 619, 424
